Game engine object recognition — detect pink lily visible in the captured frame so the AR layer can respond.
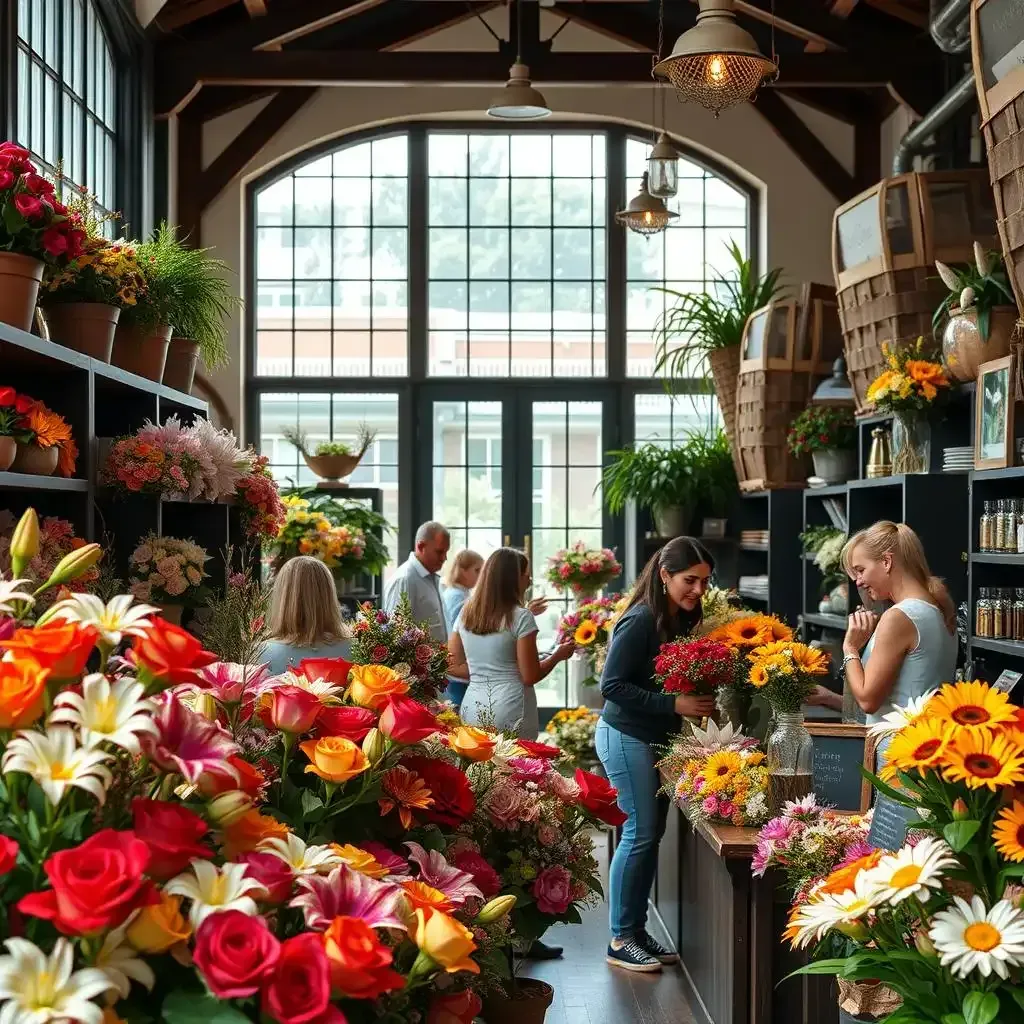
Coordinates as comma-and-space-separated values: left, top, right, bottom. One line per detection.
405, 842, 483, 908
359, 841, 410, 877
140, 694, 239, 784
290, 863, 407, 931
194, 661, 270, 706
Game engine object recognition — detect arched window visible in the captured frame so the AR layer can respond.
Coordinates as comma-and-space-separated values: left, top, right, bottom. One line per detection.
16, 0, 118, 217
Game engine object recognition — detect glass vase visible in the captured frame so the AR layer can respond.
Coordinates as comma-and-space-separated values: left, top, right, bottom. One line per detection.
766, 711, 814, 812
891, 412, 931, 475
715, 686, 753, 732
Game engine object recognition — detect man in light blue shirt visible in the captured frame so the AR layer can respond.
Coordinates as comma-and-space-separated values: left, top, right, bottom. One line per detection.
382, 521, 451, 643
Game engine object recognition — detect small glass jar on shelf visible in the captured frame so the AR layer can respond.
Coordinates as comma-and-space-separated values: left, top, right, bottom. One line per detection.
980, 500, 995, 553
1013, 588, 1024, 642
976, 587, 994, 638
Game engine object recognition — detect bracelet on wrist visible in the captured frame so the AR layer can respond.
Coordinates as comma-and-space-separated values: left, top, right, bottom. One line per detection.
841, 652, 861, 670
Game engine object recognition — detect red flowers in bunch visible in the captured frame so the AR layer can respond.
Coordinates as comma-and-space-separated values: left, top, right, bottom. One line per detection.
131, 798, 212, 881
654, 636, 737, 696
130, 618, 218, 686
378, 695, 438, 745
402, 755, 475, 826
574, 767, 628, 827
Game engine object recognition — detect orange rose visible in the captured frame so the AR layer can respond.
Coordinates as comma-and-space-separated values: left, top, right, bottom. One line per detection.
0, 621, 99, 678
126, 892, 191, 953
0, 658, 49, 728
411, 908, 479, 974
219, 810, 290, 858
448, 726, 496, 763
299, 736, 370, 784
348, 665, 409, 709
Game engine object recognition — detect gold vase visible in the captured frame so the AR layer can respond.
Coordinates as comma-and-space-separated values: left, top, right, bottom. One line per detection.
865, 427, 892, 478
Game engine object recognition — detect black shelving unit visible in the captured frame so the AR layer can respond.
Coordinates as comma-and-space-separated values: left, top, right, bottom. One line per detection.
735, 489, 802, 623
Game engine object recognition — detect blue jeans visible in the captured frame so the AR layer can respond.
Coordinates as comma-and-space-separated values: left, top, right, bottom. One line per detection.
446, 678, 468, 710
595, 718, 669, 940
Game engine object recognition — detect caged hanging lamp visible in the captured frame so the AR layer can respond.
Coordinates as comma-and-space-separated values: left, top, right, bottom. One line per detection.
646, 1, 679, 198
616, 172, 677, 238
487, 0, 551, 120
653, 0, 778, 116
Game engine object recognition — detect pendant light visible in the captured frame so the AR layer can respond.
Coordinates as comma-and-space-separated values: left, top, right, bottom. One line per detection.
653, 0, 778, 117
487, 0, 551, 120
647, 2, 679, 198
616, 172, 677, 238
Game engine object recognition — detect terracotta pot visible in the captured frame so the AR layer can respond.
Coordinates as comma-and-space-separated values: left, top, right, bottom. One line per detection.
42, 302, 121, 362
11, 442, 58, 476
482, 979, 555, 1024
0, 436, 15, 472
162, 337, 201, 394
111, 323, 173, 382
0, 252, 45, 332
941, 305, 1017, 383
303, 451, 363, 483
156, 603, 184, 627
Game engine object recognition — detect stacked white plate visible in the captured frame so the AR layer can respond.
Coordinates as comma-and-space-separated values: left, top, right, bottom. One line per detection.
943, 446, 973, 472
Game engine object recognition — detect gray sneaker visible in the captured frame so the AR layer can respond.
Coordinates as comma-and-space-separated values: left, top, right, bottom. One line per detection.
606, 938, 662, 973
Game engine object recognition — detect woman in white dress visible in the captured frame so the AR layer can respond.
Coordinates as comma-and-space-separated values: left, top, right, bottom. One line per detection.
449, 547, 574, 738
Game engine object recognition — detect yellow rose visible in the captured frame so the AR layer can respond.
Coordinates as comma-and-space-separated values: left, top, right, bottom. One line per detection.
299, 735, 370, 783
348, 664, 409, 709
449, 726, 497, 763
126, 893, 191, 953
412, 908, 480, 974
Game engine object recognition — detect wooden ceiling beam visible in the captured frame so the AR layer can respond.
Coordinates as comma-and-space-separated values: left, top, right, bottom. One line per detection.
778, 86, 882, 124
158, 0, 236, 31
729, 0, 915, 51
243, 0, 267, 14
188, 85, 278, 120
863, 0, 928, 27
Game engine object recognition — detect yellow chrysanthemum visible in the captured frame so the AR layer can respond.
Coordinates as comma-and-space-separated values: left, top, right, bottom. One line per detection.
942, 731, 1024, 792
880, 717, 952, 781
927, 681, 1019, 734
702, 750, 742, 792
993, 801, 1024, 863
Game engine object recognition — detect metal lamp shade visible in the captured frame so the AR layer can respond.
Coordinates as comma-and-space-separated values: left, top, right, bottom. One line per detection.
487, 62, 552, 120
615, 172, 678, 237
653, 0, 778, 116
647, 132, 680, 199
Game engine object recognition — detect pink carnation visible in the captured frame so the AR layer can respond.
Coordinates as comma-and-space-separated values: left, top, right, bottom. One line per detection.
508, 756, 550, 782
702, 795, 719, 816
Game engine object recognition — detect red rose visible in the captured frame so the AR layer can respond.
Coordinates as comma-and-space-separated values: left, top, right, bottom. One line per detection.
261, 932, 338, 1024
0, 388, 15, 407
22, 172, 53, 195
402, 756, 475, 826
18, 829, 154, 935
428, 990, 483, 1024
450, 851, 501, 898
0, 170, 14, 191
13, 193, 44, 221
297, 658, 353, 687
234, 851, 294, 904
0, 142, 31, 162
13, 395, 34, 414
0, 836, 17, 876
198, 755, 268, 800
194, 909, 281, 998
314, 705, 376, 742
129, 618, 218, 685
516, 739, 560, 760
259, 684, 322, 734
371, 644, 389, 662
322, 915, 405, 1000
574, 768, 628, 827
378, 695, 437, 745
131, 798, 212, 880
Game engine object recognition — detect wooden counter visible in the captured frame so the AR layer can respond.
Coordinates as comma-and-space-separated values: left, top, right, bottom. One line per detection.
652, 805, 837, 1024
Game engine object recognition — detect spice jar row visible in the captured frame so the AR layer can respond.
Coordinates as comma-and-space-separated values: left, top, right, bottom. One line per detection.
975, 587, 1024, 641
978, 499, 1024, 553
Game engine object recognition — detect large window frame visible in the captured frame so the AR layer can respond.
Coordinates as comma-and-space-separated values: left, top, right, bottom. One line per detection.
246, 121, 757, 563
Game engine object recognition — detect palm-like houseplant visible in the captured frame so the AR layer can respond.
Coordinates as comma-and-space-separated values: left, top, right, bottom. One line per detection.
653, 242, 784, 469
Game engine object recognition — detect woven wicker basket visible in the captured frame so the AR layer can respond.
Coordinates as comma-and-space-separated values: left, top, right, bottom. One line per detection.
707, 344, 743, 477
832, 171, 998, 412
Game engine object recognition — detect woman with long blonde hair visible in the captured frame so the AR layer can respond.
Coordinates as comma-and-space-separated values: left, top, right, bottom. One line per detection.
808, 520, 957, 722
261, 556, 353, 674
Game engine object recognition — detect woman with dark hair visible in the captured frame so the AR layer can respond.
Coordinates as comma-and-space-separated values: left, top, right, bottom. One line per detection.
597, 537, 716, 973
449, 547, 575, 739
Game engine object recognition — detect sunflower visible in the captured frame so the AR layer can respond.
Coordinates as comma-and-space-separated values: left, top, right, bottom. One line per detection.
749, 662, 770, 688
574, 620, 598, 646
993, 801, 1024, 863
865, 370, 898, 403
702, 750, 742, 792
723, 617, 772, 648
753, 614, 794, 642
790, 643, 829, 676
927, 681, 1019, 734
942, 731, 1024, 792
881, 717, 953, 781
748, 640, 795, 661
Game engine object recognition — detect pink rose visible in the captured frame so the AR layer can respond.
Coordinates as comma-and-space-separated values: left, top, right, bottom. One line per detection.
13, 193, 44, 221
702, 796, 719, 815
532, 865, 572, 915
545, 772, 580, 803
0, 170, 14, 190
40, 227, 68, 257
718, 801, 735, 819
508, 757, 550, 782
558, 564, 572, 579
537, 824, 559, 847
483, 781, 529, 829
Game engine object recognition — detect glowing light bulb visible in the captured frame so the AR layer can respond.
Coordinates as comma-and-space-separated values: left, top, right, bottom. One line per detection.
644, 211, 654, 225
707, 54, 728, 86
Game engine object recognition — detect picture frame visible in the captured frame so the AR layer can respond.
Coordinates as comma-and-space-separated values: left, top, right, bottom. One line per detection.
975, 354, 1016, 470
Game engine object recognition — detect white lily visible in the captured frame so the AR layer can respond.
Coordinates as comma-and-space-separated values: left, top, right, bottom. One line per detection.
0, 937, 114, 1024
38, 594, 158, 647
258, 833, 343, 877
959, 285, 976, 310
974, 240, 991, 277
688, 719, 755, 752
164, 859, 262, 928
1, 728, 112, 807
935, 259, 960, 292
0, 578, 34, 618
50, 675, 157, 754
95, 923, 155, 998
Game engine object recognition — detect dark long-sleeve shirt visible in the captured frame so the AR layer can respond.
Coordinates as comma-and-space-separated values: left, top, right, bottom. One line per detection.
599, 603, 682, 746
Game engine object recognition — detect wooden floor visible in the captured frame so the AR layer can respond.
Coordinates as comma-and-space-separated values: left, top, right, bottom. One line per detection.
520, 836, 699, 1024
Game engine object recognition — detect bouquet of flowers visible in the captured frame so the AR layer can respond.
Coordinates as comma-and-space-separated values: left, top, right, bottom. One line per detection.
270, 496, 368, 581
545, 542, 621, 597
129, 533, 212, 607
800, 526, 847, 591
0, 388, 77, 477
654, 635, 740, 695
696, 586, 748, 636
41, 235, 147, 308
555, 595, 620, 647
865, 336, 950, 413
746, 640, 829, 712
787, 681, 1024, 1023
545, 706, 600, 766
234, 453, 286, 541
350, 594, 449, 702
102, 426, 204, 498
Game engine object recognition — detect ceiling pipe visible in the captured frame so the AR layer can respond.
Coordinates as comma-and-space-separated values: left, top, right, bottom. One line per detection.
892, 71, 976, 174
929, 0, 971, 53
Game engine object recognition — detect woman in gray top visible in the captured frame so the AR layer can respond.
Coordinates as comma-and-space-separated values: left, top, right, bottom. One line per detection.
449, 548, 574, 738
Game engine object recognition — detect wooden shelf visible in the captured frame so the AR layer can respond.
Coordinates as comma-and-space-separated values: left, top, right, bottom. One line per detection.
970, 636, 1024, 658
971, 552, 1024, 564
801, 612, 846, 630
0, 472, 89, 492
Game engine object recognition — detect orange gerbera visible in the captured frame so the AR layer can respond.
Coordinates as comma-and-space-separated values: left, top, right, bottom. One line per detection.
942, 730, 1024, 792
22, 401, 72, 449
220, 809, 290, 858
993, 801, 1024, 863
400, 880, 455, 915
789, 643, 830, 676
905, 359, 947, 387
724, 617, 772, 648
819, 850, 884, 896
379, 764, 434, 829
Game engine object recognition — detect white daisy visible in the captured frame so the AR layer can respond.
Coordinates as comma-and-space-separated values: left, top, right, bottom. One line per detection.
0, 578, 34, 618
38, 594, 158, 647
0, 937, 114, 1024
50, 675, 157, 754
785, 873, 882, 949
867, 690, 938, 739
864, 836, 957, 906
258, 833, 343, 877
164, 859, 262, 928
95, 924, 155, 999
929, 896, 1024, 979
1, 728, 112, 807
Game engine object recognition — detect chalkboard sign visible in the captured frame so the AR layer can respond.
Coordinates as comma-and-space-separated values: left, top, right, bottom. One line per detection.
867, 793, 918, 852
805, 723, 872, 812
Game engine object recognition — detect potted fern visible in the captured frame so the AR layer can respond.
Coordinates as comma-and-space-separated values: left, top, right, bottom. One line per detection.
653, 242, 784, 465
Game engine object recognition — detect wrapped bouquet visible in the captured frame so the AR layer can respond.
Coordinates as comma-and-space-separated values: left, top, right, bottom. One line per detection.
545, 543, 622, 598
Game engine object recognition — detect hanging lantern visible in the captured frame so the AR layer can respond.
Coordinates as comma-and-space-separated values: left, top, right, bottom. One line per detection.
487, 61, 551, 120
616, 172, 678, 238
653, 0, 778, 116
647, 132, 679, 199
